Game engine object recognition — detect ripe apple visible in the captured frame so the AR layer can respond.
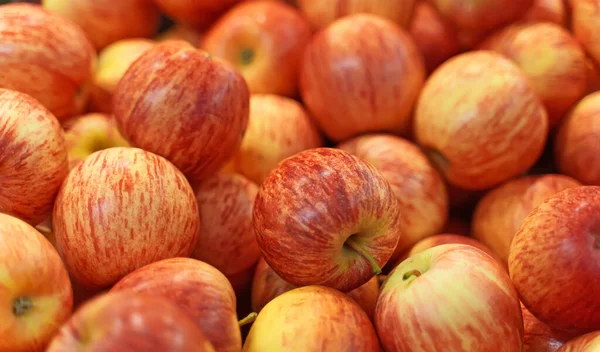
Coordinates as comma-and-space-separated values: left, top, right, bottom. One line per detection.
244, 285, 380, 351
156, 24, 202, 45
42, 0, 160, 50
571, 0, 600, 67
201, 1, 312, 97
88, 38, 156, 113
555, 92, 600, 185
300, 14, 425, 142
479, 22, 587, 126
0, 3, 94, 121
111, 257, 241, 352
338, 134, 448, 264
53, 147, 199, 290
396, 234, 501, 265
46, 291, 215, 352
521, 302, 571, 352
0, 89, 68, 225
112, 40, 249, 184
64, 113, 129, 169
523, 0, 568, 26
509, 186, 600, 334
377, 244, 524, 351
414, 51, 548, 190
0, 213, 72, 352
153, 0, 240, 31
253, 148, 402, 292
230, 94, 323, 184
558, 331, 600, 351
429, 0, 534, 31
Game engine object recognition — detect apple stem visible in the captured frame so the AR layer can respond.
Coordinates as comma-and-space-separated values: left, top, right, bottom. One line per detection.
12, 296, 33, 316
238, 312, 257, 327
345, 237, 382, 275
240, 48, 254, 65
402, 269, 422, 281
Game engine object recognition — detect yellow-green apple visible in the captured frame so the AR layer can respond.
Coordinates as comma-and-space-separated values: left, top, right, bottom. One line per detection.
479, 22, 587, 126
253, 148, 402, 292
244, 285, 380, 351
300, 14, 425, 142
88, 38, 156, 113
46, 291, 215, 352
559, 331, 600, 351
338, 134, 448, 265
555, 92, 600, 185
509, 186, 600, 334
53, 147, 199, 290
0, 3, 94, 121
191, 172, 260, 294
42, 0, 160, 50
201, 1, 311, 97
112, 40, 249, 184
0, 89, 68, 225
472, 175, 581, 266
442, 217, 471, 236
409, 1, 460, 73
571, 0, 600, 66
521, 302, 572, 352
523, 0, 568, 26
111, 257, 241, 352
156, 24, 202, 45
297, 0, 416, 30
414, 51, 548, 190
429, 0, 534, 31
64, 113, 129, 169
229, 94, 323, 184
153, 0, 241, 31
376, 244, 524, 351
0, 213, 72, 352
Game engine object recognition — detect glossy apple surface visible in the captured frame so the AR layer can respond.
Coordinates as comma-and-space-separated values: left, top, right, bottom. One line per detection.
558, 331, 600, 352
523, 0, 567, 26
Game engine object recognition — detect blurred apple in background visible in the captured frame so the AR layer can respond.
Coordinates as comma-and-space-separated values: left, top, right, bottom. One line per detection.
300, 14, 425, 142
156, 24, 202, 44
521, 302, 572, 352
244, 285, 380, 351
0, 3, 94, 121
0, 89, 68, 225
571, 0, 600, 67
201, 1, 311, 97
558, 331, 600, 351
0, 213, 72, 352
523, 0, 568, 26
230, 94, 323, 185
253, 148, 402, 292
113, 40, 249, 184
153, 0, 240, 31
414, 51, 548, 191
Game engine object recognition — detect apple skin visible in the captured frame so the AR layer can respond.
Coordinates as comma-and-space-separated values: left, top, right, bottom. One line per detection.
558, 331, 600, 352
46, 291, 215, 352
111, 257, 241, 352
153, 0, 241, 31
555, 92, 600, 185
42, 0, 160, 50
521, 302, 571, 352
509, 186, 600, 334
377, 244, 524, 352
89, 38, 156, 113
338, 134, 448, 264
201, 1, 312, 97
300, 14, 425, 142
53, 147, 199, 290
523, 0, 568, 26
0, 213, 73, 352
253, 148, 402, 292
156, 25, 202, 45
571, 0, 600, 67
113, 40, 249, 184
0, 3, 94, 121
585, 57, 600, 94
244, 285, 380, 352
429, 0, 534, 31
414, 51, 548, 191
479, 22, 587, 126
0, 89, 69, 225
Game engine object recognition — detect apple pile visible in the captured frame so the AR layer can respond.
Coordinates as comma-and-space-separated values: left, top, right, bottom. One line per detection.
2, 0, 600, 351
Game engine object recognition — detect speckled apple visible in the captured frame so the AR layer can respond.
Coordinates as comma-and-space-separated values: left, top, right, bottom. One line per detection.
521, 302, 571, 352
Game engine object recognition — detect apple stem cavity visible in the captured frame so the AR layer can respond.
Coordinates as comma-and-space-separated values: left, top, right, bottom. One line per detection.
240, 48, 255, 65
402, 269, 422, 281
238, 312, 258, 327
12, 296, 33, 317
345, 237, 382, 275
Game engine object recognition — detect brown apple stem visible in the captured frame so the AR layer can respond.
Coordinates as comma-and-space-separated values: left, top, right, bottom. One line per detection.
402, 269, 422, 281
345, 238, 382, 275
238, 312, 257, 327
12, 296, 33, 316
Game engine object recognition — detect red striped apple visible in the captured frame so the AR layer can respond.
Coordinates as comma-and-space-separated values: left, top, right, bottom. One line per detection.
571, 0, 600, 67
523, 0, 568, 26
113, 40, 249, 184
429, 0, 534, 31
559, 331, 600, 351
509, 186, 600, 334
253, 148, 402, 292
0, 213, 72, 352
414, 51, 548, 190
53, 147, 199, 289
153, 0, 240, 31
521, 302, 571, 352
300, 14, 425, 142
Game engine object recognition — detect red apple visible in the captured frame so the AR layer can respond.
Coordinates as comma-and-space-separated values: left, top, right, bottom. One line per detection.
0, 89, 68, 225
0, 3, 94, 121
338, 134, 448, 264
509, 186, 600, 334
521, 302, 571, 352
47, 291, 215, 351
377, 244, 524, 351
201, 1, 312, 97
429, 0, 534, 31
555, 92, 600, 185
113, 40, 249, 184
0, 213, 72, 352
559, 331, 600, 351
153, 0, 241, 31
523, 0, 568, 26
414, 51, 548, 190
244, 285, 380, 351
300, 14, 425, 142
111, 257, 241, 352
571, 0, 600, 67
53, 147, 199, 290
585, 56, 600, 94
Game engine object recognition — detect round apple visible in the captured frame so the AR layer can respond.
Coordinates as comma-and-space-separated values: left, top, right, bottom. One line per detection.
429, 0, 533, 31
572, 0, 600, 67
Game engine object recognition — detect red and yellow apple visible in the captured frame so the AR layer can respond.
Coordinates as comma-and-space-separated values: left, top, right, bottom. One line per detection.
429, 0, 534, 31
153, 0, 241, 31
559, 331, 600, 351
521, 302, 571, 352
523, 0, 568, 26
571, 0, 600, 67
